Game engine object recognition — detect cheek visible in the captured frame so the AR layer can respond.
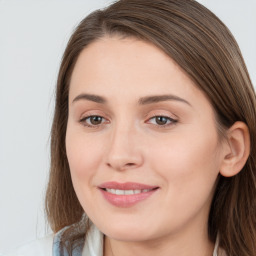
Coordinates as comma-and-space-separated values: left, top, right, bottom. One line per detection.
145, 130, 221, 231
148, 128, 221, 190
65, 126, 107, 215
65, 127, 104, 182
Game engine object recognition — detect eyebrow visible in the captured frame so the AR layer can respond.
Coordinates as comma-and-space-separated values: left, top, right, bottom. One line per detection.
138, 94, 191, 106
72, 93, 106, 104
72, 93, 191, 106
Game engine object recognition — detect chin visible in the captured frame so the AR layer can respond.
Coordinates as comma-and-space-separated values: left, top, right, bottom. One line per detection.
99, 221, 158, 242
107, 230, 150, 242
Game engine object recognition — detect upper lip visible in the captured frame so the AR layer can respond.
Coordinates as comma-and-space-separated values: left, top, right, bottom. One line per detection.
99, 182, 158, 190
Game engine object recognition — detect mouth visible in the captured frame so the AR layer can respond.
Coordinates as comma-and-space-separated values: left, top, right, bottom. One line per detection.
98, 182, 159, 207
102, 188, 156, 195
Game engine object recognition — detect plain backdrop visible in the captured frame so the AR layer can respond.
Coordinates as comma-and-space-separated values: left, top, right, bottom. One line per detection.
0, 0, 255, 253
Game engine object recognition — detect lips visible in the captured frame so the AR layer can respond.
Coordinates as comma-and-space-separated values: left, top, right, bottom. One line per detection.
105, 188, 153, 195
99, 181, 157, 190
98, 182, 159, 207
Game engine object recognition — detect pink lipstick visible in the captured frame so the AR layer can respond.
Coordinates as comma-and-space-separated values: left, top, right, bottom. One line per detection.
98, 182, 159, 207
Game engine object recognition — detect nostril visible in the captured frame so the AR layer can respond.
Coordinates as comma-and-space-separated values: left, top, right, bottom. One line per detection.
126, 163, 135, 166
106, 161, 137, 171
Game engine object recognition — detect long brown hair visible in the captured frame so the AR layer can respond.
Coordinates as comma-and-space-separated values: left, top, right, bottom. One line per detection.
45, 0, 256, 255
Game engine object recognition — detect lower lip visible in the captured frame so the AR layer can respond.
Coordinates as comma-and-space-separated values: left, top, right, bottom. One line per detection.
99, 189, 158, 207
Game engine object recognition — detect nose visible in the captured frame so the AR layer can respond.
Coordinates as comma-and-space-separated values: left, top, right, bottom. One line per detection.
105, 125, 144, 171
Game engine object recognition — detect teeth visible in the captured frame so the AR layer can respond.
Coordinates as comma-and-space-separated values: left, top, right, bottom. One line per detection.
105, 188, 152, 195
116, 189, 124, 195
124, 190, 134, 195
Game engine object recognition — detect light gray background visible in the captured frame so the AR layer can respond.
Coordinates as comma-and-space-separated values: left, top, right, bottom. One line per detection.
0, 0, 255, 253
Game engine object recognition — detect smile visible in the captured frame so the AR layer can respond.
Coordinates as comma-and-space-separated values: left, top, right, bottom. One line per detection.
99, 182, 159, 207
104, 188, 154, 195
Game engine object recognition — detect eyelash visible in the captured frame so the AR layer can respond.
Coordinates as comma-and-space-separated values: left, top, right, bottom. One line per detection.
147, 115, 178, 128
79, 115, 178, 129
79, 115, 108, 128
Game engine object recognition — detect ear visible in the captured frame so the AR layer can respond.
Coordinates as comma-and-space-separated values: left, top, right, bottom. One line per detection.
220, 121, 250, 177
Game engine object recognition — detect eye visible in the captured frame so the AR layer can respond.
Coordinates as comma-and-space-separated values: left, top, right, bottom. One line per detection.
79, 115, 108, 127
147, 115, 177, 127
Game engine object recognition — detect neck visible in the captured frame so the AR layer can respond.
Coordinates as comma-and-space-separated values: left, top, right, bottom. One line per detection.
104, 228, 215, 256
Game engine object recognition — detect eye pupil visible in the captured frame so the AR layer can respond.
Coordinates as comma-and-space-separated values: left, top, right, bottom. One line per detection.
90, 116, 102, 125
156, 116, 168, 125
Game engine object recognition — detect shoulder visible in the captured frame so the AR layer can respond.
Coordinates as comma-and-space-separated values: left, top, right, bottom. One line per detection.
6, 234, 54, 256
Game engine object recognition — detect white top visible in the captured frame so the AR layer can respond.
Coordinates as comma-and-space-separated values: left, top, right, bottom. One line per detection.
6, 224, 220, 256
6, 225, 103, 256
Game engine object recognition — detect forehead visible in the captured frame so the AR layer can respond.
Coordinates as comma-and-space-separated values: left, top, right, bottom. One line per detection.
69, 36, 212, 112
70, 36, 179, 84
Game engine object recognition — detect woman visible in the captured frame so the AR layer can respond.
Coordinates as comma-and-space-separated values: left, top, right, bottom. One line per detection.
9, 0, 256, 255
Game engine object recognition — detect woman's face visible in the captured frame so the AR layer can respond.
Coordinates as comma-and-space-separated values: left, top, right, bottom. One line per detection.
66, 36, 225, 242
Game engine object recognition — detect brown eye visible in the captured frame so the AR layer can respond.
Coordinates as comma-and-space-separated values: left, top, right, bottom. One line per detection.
147, 115, 177, 127
89, 116, 103, 125
155, 116, 169, 125
80, 115, 107, 127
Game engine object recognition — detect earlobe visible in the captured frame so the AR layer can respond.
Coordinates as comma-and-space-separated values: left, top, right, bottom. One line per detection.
219, 121, 250, 177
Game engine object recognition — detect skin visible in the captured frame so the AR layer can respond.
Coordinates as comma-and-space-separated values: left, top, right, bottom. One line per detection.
66, 36, 229, 256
